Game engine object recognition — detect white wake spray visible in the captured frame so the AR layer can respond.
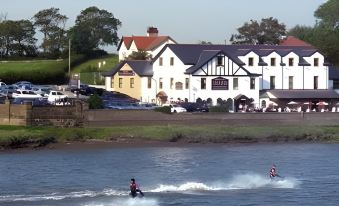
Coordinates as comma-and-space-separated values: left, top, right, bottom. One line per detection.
149, 173, 300, 193
83, 198, 159, 206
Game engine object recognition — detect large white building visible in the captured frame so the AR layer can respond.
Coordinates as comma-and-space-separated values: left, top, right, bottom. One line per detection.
104, 43, 339, 111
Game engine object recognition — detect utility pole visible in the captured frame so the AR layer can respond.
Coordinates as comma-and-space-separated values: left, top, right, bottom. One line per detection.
68, 39, 71, 79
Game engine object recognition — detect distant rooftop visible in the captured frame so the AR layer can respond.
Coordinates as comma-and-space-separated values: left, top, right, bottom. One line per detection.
280, 36, 313, 47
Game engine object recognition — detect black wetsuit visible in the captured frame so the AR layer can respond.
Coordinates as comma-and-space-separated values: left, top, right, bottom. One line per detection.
130, 182, 144, 197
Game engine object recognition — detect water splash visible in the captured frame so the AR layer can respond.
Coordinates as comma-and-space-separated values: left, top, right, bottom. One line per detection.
226, 174, 299, 189
83, 198, 159, 206
149, 173, 300, 193
0, 174, 300, 202
149, 182, 216, 192
0, 189, 125, 202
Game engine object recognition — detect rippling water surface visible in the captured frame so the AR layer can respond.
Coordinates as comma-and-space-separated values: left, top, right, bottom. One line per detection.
1, 143, 339, 206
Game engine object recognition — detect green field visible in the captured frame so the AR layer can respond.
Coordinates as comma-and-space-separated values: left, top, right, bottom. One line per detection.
72, 54, 118, 73
0, 54, 118, 85
0, 59, 68, 84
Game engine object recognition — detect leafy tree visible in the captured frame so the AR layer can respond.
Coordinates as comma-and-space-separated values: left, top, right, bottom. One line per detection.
32, 7, 68, 57
198, 40, 213, 45
230, 17, 286, 45
127, 51, 152, 60
314, 0, 339, 29
0, 20, 37, 57
69, 6, 121, 55
289, 0, 339, 65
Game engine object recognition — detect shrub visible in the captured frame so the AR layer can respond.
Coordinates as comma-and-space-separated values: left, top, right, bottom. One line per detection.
88, 94, 103, 109
154, 106, 171, 114
209, 105, 229, 113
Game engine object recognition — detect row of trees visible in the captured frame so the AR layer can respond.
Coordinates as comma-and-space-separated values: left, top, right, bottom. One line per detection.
0, 6, 121, 59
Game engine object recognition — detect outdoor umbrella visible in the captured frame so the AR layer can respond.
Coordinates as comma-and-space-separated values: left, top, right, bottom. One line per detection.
316, 101, 328, 106
287, 101, 298, 105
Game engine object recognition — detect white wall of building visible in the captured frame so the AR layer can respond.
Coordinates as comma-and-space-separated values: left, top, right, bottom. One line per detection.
151, 48, 191, 103
238, 51, 328, 90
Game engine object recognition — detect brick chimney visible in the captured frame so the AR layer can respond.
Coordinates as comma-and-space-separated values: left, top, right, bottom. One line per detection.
147, 27, 158, 37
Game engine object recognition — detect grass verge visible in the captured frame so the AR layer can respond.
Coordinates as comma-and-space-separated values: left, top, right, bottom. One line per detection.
1, 125, 339, 150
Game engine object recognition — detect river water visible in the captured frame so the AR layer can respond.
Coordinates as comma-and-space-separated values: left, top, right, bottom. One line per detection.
0, 143, 339, 206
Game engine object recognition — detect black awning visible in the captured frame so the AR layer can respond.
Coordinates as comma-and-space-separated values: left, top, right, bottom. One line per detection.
234, 94, 250, 101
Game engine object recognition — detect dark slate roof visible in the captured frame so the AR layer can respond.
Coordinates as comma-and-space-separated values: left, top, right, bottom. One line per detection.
185, 50, 251, 75
264, 90, 339, 99
185, 50, 221, 74
329, 66, 339, 80
298, 57, 311, 66
258, 57, 268, 66
102, 60, 153, 77
154, 44, 320, 67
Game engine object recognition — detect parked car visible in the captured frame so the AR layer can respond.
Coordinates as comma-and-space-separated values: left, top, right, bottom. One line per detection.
0, 85, 19, 98
163, 104, 187, 113
71, 84, 104, 96
47, 90, 68, 103
180, 102, 209, 112
0, 82, 6, 88
32, 87, 50, 97
14, 81, 33, 90
12, 89, 43, 99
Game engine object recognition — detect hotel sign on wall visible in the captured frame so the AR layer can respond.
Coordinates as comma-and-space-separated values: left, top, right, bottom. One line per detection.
118, 70, 135, 76
212, 77, 228, 90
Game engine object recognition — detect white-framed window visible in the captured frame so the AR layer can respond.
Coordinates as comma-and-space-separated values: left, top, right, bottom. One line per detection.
233, 78, 238, 90
170, 57, 174, 66
289, 58, 294, 66
159, 57, 163, 66
159, 78, 163, 89
248, 57, 254, 66
130, 78, 134, 88
271, 58, 276, 66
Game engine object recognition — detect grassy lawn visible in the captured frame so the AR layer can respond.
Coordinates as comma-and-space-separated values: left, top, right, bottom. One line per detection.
0, 60, 68, 84
72, 54, 119, 73
0, 60, 67, 73
0, 54, 117, 85
1, 125, 339, 149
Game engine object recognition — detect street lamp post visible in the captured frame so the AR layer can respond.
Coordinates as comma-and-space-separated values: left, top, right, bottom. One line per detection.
68, 39, 71, 79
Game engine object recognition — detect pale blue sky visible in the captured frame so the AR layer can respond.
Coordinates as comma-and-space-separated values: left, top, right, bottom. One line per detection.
1, 0, 326, 52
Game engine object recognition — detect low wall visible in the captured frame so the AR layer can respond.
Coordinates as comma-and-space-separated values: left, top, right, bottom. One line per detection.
0, 101, 87, 127
0, 101, 32, 126
86, 110, 339, 127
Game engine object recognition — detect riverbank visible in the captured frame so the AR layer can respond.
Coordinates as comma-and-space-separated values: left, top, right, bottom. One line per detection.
1, 124, 339, 150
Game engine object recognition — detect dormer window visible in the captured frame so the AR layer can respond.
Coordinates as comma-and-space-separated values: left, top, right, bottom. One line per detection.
217, 56, 223, 66
289, 58, 294, 66
271, 58, 276, 66
314, 58, 319, 67
248, 57, 254, 66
